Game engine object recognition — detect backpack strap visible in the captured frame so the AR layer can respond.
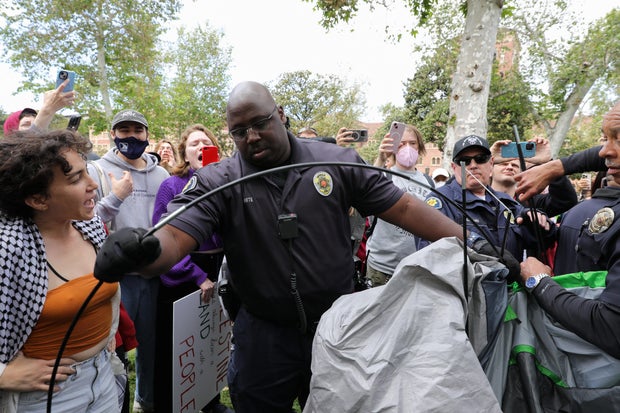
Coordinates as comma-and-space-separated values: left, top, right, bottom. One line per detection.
89, 161, 110, 198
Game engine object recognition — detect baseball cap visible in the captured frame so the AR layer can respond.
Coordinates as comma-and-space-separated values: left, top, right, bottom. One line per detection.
432, 168, 450, 179
19, 108, 37, 119
452, 135, 491, 161
111, 109, 148, 130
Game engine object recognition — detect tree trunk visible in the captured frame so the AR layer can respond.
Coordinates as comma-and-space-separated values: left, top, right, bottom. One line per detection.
443, 0, 503, 167
548, 80, 596, 158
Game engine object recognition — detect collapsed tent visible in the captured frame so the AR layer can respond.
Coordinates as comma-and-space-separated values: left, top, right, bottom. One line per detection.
304, 238, 620, 412
490, 272, 620, 412
304, 237, 506, 412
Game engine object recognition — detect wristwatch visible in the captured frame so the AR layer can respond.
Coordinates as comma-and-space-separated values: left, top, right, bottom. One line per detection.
525, 273, 550, 292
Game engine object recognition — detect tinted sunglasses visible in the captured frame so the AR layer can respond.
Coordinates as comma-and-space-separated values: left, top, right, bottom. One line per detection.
454, 153, 491, 166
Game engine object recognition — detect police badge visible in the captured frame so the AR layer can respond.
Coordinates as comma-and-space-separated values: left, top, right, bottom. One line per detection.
588, 207, 614, 234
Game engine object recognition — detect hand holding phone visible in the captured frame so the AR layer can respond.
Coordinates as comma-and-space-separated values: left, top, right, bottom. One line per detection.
348, 129, 368, 142
56, 70, 76, 92
388, 122, 407, 152
500, 142, 536, 158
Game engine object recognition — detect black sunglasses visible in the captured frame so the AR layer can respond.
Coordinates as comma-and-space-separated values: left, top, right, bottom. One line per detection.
454, 153, 491, 166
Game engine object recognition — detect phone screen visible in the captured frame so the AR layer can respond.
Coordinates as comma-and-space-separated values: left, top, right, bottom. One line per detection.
202, 146, 220, 167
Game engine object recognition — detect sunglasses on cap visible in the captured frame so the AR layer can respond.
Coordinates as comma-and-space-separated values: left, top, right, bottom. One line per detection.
454, 153, 491, 166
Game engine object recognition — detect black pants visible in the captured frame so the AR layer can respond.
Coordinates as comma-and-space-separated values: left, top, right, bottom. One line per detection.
154, 281, 224, 412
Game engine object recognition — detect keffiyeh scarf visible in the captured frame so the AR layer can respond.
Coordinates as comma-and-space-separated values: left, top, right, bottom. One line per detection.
0, 213, 107, 364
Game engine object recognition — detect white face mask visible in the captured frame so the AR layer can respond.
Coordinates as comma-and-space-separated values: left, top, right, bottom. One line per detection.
396, 145, 419, 168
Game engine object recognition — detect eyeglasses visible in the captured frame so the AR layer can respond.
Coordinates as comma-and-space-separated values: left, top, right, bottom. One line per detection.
454, 154, 491, 166
229, 105, 278, 142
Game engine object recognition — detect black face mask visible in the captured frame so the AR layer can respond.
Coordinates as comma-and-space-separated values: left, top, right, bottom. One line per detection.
114, 136, 149, 160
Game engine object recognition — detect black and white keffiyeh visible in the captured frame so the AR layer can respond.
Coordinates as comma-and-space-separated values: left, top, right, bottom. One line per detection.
0, 213, 107, 364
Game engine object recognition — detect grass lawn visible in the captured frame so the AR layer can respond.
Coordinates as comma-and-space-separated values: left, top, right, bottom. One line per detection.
126, 350, 301, 412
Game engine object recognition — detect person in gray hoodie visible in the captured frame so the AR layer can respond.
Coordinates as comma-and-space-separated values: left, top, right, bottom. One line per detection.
87, 109, 169, 413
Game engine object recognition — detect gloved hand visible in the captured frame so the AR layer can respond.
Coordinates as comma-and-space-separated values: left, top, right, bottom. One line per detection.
467, 232, 520, 282
94, 227, 161, 283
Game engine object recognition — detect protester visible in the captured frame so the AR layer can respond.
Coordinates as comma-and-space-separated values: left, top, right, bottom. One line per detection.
87, 109, 169, 413
154, 139, 178, 174
431, 168, 450, 188
0, 129, 120, 412
3, 107, 37, 135
93, 81, 514, 413
420, 135, 556, 269
517, 101, 620, 358
152, 124, 231, 413
365, 124, 434, 286
3, 79, 75, 136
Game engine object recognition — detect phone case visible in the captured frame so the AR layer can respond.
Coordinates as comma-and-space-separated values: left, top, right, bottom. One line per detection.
202, 146, 220, 167
56, 70, 76, 92
501, 142, 536, 158
389, 122, 407, 152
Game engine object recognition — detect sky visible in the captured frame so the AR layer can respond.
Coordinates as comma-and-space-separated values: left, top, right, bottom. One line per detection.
0, 0, 617, 122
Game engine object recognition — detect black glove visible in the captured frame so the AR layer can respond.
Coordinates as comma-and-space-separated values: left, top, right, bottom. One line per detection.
94, 227, 162, 283
467, 232, 520, 282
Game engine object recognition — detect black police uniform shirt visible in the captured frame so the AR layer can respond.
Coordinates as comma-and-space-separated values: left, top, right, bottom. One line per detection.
420, 178, 556, 261
529, 185, 620, 358
164, 132, 403, 325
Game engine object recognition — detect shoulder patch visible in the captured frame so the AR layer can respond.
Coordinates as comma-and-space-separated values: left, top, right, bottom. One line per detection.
313, 171, 333, 196
426, 197, 442, 209
182, 175, 198, 194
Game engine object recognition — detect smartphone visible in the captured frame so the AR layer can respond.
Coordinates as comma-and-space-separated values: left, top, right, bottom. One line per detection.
67, 115, 81, 131
56, 69, 76, 92
388, 121, 407, 152
501, 142, 536, 158
202, 146, 220, 167
349, 129, 368, 142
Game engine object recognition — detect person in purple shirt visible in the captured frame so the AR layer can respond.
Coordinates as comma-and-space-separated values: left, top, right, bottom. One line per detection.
152, 124, 231, 413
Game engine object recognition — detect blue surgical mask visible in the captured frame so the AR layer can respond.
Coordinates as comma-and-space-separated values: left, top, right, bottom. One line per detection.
114, 136, 149, 160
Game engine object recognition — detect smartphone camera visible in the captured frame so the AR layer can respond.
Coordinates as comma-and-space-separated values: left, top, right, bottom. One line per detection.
525, 142, 535, 151
58, 70, 69, 81
350, 129, 368, 142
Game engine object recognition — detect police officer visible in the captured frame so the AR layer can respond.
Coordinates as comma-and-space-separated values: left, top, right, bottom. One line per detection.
92, 82, 515, 413
420, 135, 556, 268
520, 101, 620, 359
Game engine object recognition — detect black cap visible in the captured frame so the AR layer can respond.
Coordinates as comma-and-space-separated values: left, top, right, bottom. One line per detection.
111, 109, 148, 129
452, 135, 491, 161
19, 108, 38, 119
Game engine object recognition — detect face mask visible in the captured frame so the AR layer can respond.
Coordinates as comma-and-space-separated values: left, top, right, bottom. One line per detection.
396, 145, 419, 168
435, 181, 446, 188
114, 136, 149, 160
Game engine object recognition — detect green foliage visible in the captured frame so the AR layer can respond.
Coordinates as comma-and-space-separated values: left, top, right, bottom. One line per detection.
559, 114, 603, 158
0, 0, 182, 133
303, 0, 438, 34
268, 70, 366, 137
487, 63, 535, 142
402, 39, 457, 151
160, 23, 232, 139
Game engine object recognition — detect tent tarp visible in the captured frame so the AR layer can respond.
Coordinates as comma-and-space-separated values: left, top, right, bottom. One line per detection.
304, 237, 505, 413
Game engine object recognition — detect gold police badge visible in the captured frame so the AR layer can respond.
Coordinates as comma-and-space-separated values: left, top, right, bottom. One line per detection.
313, 171, 333, 196
588, 207, 614, 234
